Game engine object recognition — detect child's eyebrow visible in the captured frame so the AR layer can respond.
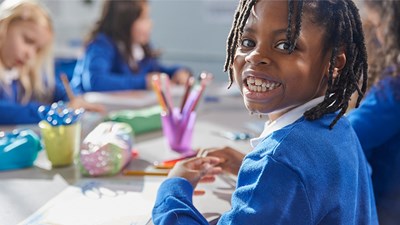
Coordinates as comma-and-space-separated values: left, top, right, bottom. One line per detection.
243, 27, 287, 37
243, 27, 256, 34
271, 29, 288, 37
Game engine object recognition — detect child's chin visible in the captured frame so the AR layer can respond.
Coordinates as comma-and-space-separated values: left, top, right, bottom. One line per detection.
245, 105, 268, 115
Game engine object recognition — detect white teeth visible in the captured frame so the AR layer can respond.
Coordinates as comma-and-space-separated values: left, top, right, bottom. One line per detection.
246, 77, 280, 92
248, 77, 255, 84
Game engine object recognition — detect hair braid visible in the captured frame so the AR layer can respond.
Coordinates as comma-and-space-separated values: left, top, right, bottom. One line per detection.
224, 0, 256, 88
289, 0, 303, 53
224, 0, 247, 73
303, 0, 368, 128
286, 0, 294, 48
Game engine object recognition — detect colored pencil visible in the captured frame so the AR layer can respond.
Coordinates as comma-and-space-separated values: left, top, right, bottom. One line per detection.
189, 72, 213, 112
180, 76, 194, 113
161, 73, 174, 111
194, 189, 206, 195
60, 73, 75, 101
122, 170, 169, 176
151, 75, 168, 112
153, 152, 197, 169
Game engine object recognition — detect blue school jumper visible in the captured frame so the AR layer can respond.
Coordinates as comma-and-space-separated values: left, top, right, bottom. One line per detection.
152, 114, 378, 225
71, 33, 185, 93
348, 75, 400, 225
0, 80, 67, 125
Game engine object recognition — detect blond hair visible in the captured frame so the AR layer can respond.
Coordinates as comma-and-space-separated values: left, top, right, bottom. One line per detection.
0, 0, 54, 104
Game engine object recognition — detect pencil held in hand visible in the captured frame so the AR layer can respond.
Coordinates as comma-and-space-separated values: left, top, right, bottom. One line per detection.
60, 73, 75, 101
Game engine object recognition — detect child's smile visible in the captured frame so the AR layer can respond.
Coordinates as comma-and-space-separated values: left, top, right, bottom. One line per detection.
241, 70, 284, 106
245, 76, 282, 93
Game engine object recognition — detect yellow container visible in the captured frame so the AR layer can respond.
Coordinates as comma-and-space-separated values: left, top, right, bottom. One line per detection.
39, 121, 81, 167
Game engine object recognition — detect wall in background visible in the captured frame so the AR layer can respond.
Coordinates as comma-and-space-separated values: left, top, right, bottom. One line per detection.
150, 0, 236, 80
41, 0, 102, 57
40, 0, 236, 81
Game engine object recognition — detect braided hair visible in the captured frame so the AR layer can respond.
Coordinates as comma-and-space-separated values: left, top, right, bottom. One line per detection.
224, 0, 368, 129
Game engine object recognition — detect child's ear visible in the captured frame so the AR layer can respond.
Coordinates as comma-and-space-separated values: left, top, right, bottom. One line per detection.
333, 51, 346, 78
326, 50, 346, 79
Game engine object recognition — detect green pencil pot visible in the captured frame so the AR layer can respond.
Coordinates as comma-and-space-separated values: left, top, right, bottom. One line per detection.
39, 121, 81, 167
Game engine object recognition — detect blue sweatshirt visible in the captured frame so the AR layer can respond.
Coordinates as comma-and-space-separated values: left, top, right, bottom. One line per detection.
348, 75, 400, 225
71, 33, 185, 93
0, 79, 67, 125
152, 114, 378, 225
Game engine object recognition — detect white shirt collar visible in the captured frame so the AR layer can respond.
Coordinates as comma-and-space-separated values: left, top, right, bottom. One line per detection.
2, 68, 19, 85
132, 44, 144, 61
250, 96, 325, 148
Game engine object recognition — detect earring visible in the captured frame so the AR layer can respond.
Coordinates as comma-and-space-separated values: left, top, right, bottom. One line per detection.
333, 68, 339, 78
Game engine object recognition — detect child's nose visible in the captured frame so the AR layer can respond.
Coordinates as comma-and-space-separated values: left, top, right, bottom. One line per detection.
245, 49, 271, 66
24, 47, 36, 62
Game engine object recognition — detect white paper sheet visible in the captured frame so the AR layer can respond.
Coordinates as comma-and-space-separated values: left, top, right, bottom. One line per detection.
0, 174, 69, 225
19, 179, 161, 225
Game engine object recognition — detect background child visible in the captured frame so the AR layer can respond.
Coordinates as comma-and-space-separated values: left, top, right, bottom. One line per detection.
152, 0, 378, 224
70, 0, 191, 93
348, 1, 400, 224
0, 0, 103, 125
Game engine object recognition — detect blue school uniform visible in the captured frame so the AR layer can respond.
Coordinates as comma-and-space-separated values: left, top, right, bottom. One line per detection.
348, 75, 400, 225
71, 33, 185, 93
0, 79, 67, 125
152, 113, 378, 224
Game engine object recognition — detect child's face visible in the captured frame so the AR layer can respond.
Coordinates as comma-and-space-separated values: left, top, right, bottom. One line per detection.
0, 20, 52, 69
232, 0, 331, 120
131, 3, 152, 45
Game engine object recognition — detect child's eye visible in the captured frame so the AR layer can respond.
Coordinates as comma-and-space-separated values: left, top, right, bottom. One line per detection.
24, 35, 35, 45
275, 41, 291, 51
241, 39, 256, 48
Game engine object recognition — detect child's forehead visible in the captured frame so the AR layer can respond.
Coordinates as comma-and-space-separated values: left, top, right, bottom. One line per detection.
249, 0, 316, 31
16, 20, 53, 47
249, 0, 290, 26
17, 5, 51, 28
253, 1, 288, 19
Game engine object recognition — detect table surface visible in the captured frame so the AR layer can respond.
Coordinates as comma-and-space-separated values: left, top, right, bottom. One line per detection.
0, 83, 266, 225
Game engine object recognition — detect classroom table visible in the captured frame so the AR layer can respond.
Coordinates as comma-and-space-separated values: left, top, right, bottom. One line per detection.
0, 83, 265, 225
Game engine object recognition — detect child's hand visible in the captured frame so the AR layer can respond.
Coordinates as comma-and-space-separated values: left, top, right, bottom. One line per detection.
168, 156, 222, 189
197, 146, 245, 176
171, 69, 191, 85
68, 96, 106, 113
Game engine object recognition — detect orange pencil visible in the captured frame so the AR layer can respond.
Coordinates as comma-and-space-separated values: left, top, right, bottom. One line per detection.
194, 189, 206, 195
151, 75, 167, 112
153, 153, 197, 169
122, 170, 169, 176
60, 73, 75, 101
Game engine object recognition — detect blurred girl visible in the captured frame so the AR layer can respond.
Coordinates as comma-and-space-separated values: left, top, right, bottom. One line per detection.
71, 0, 191, 93
348, 1, 400, 224
0, 0, 103, 124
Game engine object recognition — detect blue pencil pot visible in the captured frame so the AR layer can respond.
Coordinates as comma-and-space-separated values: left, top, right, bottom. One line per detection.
0, 129, 42, 171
